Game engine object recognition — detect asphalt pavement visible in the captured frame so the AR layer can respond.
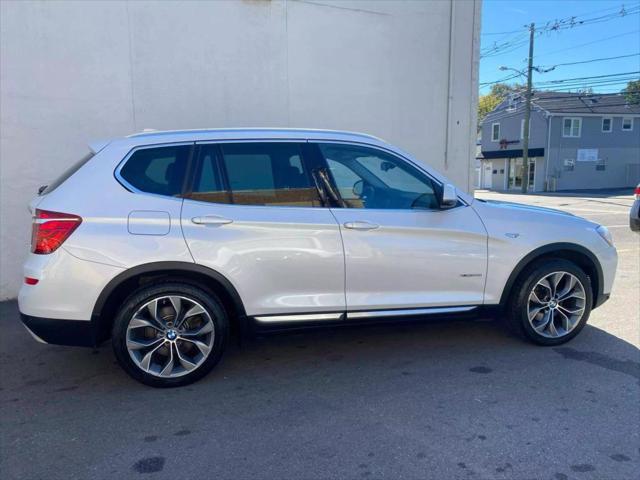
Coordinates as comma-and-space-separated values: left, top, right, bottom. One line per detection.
1, 191, 638, 480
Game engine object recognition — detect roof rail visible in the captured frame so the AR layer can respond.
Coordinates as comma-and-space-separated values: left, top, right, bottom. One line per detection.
126, 127, 384, 142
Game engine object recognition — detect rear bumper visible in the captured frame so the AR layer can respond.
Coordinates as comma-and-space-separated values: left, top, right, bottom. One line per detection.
18, 248, 123, 321
20, 313, 97, 347
630, 201, 640, 231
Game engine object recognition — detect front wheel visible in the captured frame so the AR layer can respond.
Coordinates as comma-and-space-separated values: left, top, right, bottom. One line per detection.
506, 259, 593, 346
112, 282, 229, 387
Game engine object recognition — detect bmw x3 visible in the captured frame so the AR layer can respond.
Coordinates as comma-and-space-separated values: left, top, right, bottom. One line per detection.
19, 129, 617, 387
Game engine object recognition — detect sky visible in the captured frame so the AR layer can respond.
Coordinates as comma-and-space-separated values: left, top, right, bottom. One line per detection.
480, 0, 640, 94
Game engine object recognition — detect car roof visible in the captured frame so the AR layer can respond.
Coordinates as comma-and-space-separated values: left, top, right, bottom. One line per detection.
125, 128, 385, 144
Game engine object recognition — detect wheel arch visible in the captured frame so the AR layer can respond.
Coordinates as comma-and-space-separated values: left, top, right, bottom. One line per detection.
91, 262, 247, 344
499, 243, 604, 309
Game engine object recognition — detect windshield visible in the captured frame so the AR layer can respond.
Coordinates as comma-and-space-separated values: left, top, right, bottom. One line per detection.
41, 152, 94, 195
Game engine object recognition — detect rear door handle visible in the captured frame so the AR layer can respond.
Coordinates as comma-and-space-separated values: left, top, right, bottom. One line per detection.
191, 215, 233, 226
343, 221, 379, 231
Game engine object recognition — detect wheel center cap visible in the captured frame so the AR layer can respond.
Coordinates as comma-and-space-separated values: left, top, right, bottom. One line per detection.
166, 329, 178, 341
549, 299, 558, 309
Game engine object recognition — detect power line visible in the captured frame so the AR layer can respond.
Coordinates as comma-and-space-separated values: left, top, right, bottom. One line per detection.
533, 1, 640, 25
538, 53, 640, 70
481, 71, 639, 93
534, 30, 640, 58
532, 81, 639, 92
536, 4, 639, 33
480, 3, 640, 58
533, 77, 640, 90
530, 91, 638, 101
481, 3, 640, 36
536, 77, 639, 86
482, 28, 524, 36
534, 71, 640, 85
480, 32, 529, 58
539, 102, 633, 109
479, 73, 522, 87
483, 80, 636, 94
481, 39, 530, 59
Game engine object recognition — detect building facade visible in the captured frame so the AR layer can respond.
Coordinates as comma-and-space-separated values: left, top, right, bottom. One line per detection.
480, 92, 640, 192
0, 0, 481, 300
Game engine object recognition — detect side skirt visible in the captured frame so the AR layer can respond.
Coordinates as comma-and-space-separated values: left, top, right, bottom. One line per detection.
249, 305, 489, 334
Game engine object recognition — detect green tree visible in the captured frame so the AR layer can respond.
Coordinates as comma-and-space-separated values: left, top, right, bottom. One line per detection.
489, 83, 524, 99
622, 80, 640, 104
478, 94, 502, 127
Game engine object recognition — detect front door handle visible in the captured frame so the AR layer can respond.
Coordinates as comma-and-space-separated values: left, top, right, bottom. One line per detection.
191, 215, 233, 226
343, 221, 379, 231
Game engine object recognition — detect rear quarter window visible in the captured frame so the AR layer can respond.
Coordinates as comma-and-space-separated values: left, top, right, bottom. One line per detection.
118, 145, 191, 196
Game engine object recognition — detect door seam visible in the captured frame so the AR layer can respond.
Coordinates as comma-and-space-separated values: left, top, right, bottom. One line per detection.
178, 198, 197, 264
327, 206, 348, 311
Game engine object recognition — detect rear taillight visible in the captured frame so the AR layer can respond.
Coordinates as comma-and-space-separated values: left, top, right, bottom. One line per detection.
635, 185, 640, 200
31, 209, 82, 255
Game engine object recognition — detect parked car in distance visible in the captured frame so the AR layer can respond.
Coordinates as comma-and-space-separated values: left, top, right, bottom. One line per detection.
19, 129, 618, 387
630, 184, 640, 232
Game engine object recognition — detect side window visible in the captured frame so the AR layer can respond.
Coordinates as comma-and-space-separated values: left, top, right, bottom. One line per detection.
318, 143, 440, 210
491, 122, 500, 142
563, 117, 581, 137
190, 142, 322, 207
119, 145, 190, 196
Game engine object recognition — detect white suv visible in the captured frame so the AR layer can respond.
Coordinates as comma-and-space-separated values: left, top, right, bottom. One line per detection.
19, 129, 617, 387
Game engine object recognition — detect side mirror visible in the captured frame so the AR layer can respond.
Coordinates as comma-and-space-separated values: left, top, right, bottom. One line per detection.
352, 179, 364, 197
440, 183, 458, 209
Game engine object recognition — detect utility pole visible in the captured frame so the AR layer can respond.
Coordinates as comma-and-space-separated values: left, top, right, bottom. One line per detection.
521, 22, 535, 193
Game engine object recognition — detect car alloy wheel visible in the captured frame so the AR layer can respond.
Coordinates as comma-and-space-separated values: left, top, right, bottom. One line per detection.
126, 295, 215, 378
527, 271, 586, 339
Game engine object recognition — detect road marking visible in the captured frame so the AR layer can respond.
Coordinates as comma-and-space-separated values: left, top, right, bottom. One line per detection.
606, 225, 631, 228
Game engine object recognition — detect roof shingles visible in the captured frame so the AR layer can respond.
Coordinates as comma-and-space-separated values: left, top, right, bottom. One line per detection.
487, 91, 640, 117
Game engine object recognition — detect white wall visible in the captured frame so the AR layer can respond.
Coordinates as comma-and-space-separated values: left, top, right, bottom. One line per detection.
0, 0, 480, 300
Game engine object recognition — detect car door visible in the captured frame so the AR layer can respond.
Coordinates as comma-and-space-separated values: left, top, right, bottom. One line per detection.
180, 141, 345, 318
313, 142, 488, 313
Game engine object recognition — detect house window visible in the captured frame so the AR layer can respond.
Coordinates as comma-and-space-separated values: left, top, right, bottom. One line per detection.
596, 158, 606, 171
491, 122, 500, 142
602, 117, 612, 133
520, 119, 531, 139
563, 117, 581, 137
622, 117, 634, 131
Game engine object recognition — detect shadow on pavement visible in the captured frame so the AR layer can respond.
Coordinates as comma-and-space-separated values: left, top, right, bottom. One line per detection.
2, 299, 638, 393
2, 299, 638, 480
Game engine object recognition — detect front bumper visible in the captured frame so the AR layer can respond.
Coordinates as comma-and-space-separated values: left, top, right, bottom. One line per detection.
20, 314, 97, 347
594, 293, 610, 309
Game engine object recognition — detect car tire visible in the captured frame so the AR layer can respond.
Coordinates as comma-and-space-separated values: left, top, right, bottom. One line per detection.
506, 259, 593, 346
112, 281, 229, 387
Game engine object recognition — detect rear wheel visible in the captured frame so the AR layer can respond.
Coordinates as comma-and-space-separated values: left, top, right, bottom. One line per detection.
112, 282, 228, 387
506, 259, 592, 345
